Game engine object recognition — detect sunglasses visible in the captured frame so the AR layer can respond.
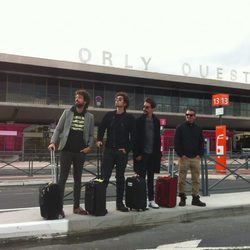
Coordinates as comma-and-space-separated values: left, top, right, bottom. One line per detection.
186, 113, 195, 117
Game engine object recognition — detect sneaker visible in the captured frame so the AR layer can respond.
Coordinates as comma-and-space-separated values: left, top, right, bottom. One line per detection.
58, 210, 65, 219
73, 206, 89, 215
116, 203, 129, 212
148, 200, 159, 209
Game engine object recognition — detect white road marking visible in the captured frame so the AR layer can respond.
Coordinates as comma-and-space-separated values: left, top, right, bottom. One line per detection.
156, 239, 201, 249
141, 239, 250, 249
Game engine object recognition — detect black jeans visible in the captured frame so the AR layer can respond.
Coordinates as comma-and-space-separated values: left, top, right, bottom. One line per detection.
102, 148, 128, 204
59, 150, 85, 209
136, 153, 155, 201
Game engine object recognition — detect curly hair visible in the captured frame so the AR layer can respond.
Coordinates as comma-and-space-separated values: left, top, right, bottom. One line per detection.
75, 89, 90, 109
115, 91, 129, 109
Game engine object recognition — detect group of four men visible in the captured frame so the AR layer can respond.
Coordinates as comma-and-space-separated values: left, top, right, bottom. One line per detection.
48, 89, 205, 218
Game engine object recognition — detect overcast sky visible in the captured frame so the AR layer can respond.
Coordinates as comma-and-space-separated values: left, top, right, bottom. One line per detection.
1, 0, 250, 84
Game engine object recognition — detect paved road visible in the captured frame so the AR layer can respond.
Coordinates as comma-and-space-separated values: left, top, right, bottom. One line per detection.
2, 213, 250, 249
0, 179, 249, 210
0, 184, 116, 210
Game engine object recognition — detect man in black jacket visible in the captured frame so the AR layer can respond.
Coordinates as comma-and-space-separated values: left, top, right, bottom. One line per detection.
96, 92, 135, 212
174, 108, 206, 207
133, 98, 161, 209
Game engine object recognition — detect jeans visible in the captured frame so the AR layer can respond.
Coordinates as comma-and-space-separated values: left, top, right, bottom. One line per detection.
136, 153, 155, 201
178, 157, 200, 196
59, 150, 85, 209
101, 148, 128, 204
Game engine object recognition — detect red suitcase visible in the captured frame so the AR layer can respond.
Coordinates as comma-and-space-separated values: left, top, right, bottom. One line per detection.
155, 176, 178, 208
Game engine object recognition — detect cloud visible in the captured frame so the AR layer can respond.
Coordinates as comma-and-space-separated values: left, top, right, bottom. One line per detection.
0, 0, 250, 83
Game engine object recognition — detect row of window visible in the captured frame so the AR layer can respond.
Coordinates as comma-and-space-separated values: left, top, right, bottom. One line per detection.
0, 73, 250, 116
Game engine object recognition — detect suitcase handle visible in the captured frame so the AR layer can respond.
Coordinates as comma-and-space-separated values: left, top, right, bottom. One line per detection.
50, 150, 58, 183
97, 147, 103, 179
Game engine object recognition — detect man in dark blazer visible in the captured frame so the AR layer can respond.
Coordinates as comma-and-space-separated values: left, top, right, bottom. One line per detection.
133, 98, 162, 208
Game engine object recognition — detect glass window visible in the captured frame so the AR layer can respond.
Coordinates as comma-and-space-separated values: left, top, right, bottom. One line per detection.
162, 95, 171, 104
240, 102, 250, 117
144, 88, 172, 112
104, 84, 116, 109
47, 78, 59, 105
233, 102, 240, 116
5, 73, 250, 120
7, 74, 21, 103
0, 73, 7, 102
203, 99, 212, 114
225, 105, 233, 116
171, 91, 179, 113
34, 77, 46, 104
44, 79, 94, 106
162, 104, 171, 112
20, 76, 35, 103
135, 87, 144, 110
156, 103, 163, 112
60, 80, 72, 105
179, 96, 188, 106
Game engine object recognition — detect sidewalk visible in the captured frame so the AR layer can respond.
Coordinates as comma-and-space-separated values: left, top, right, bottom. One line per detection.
1, 191, 250, 243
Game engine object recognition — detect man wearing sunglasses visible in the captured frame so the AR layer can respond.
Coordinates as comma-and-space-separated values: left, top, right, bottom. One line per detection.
133, 98, 162, 209
174, 108, 206, 207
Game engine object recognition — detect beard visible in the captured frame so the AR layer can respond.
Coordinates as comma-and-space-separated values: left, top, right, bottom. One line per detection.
75, 102, 84, 108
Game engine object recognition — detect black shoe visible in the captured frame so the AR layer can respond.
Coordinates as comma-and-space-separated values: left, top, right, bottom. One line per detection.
116, 203, 129, 212
179, 199, 186, 207
192, 195, 206, 207
178, 193, 186, 207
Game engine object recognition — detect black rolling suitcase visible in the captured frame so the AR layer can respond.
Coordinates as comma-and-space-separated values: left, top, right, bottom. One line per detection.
85, 148, 107, 216
125, 175, 147, 211
39, 150, 63, 220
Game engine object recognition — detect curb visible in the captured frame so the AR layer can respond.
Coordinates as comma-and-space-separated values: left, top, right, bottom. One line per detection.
1, 202, 250, 244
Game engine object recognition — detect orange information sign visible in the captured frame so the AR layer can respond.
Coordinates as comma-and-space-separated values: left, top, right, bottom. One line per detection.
212, 94, 230, 107
215, 125, 227, 173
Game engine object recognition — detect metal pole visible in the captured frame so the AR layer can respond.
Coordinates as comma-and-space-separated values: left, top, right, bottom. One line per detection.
219, 114, 222, 125
22, 135, 24, 161
201, 155, 209, 196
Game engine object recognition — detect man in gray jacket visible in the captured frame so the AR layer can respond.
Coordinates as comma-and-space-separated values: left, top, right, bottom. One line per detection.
48, 89, 94, 217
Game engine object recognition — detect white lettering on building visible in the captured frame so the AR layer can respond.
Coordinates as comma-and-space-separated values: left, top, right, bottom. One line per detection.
79, 48, 250, 84
181, 63, 250, 84
79, 48, 151, 71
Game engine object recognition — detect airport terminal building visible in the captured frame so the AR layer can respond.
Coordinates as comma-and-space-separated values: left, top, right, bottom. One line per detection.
0, 53, 250, 153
